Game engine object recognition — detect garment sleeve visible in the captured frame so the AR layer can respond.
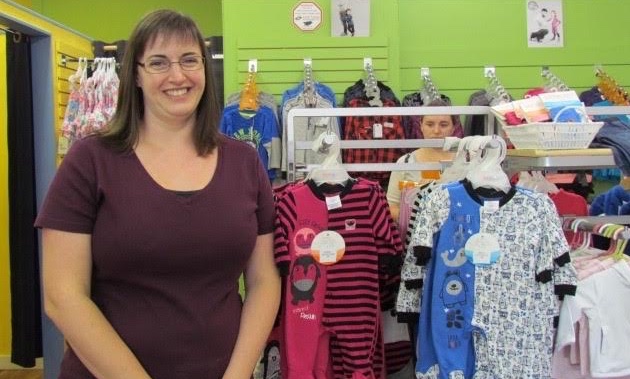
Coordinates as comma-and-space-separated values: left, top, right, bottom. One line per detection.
537, 196, 577, 297
370, 185, 404, 311
396, 187, 429, 322
395, 251, 422, 323
371, 185, 404, 272
34, 138, 98, 233
408, 185, 450, 264
397, 186, 449, 321
273, 192, 296, 276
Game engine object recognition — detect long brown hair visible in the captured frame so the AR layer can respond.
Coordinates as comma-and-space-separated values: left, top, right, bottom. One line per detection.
99, 9, 221, 156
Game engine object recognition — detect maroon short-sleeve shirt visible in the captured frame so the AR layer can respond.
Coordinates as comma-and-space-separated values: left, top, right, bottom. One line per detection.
35, 134, 274, 379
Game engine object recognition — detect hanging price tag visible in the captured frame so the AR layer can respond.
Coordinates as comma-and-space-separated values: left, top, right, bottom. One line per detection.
373, 123, 383, 138
483, 200, 499, 213
325, 195, 342, 210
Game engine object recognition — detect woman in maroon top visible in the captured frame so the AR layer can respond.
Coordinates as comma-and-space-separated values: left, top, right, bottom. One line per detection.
35, 9, 280, 379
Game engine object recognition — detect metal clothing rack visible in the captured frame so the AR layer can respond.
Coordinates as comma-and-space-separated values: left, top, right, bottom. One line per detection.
93, 40, 212, 51
563, 217, 630, 239
285, 106, 495, 182
60, 55, 119, 68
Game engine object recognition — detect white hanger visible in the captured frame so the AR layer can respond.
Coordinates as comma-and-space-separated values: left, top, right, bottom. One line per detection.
516, 171, 534, 188
465, 135, 512, 193
305, 131, 351, 185
532, 171, 559, 194
439, 136, 474, 183
516, 170, 558, 194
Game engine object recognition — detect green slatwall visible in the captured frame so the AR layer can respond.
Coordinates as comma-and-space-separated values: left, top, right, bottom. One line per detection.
398, 0, 630, 104
235, 38, 390, 98
223, 0, 630, 106
223, 0, 400, 103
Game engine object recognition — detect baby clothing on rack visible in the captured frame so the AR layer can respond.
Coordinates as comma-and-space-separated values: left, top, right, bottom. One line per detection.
219, 103, 281, 181
342, 98, 405, 188
273, 178, 404, 378
410, 181, 576, 379
554, 260, 630, 378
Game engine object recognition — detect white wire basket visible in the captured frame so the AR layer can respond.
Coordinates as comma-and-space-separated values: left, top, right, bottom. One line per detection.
501, 105, 603, 150
502, 121, 604, 149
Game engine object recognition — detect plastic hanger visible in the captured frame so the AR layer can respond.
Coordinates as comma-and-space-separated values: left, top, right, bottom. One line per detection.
531, 171, 559, 194
305, 130, 351, 185
465, 135, 512, 193
568, 219, 594, 255
516, 171, 534, 189
439, 136, 474, 184
597, 224, 627, 261
611, 227, 629, 261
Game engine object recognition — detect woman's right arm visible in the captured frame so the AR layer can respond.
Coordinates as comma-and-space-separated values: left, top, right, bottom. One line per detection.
42, 228, 152, 379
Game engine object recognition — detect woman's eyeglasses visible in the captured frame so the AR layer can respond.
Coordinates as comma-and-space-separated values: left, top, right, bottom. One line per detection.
137, 55, 205, 74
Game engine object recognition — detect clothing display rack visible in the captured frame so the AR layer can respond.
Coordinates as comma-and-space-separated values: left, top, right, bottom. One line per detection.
92, 40, 212, 52
287, 105, 630, 183
564, 217, 630, 237
285, 106, 495, 182
59, 54, 118, 67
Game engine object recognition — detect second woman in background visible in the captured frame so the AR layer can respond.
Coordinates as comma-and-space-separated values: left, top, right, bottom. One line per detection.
386, 99, 462, 221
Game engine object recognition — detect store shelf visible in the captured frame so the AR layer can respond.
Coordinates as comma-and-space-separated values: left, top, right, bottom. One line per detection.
504, 148, 616, 172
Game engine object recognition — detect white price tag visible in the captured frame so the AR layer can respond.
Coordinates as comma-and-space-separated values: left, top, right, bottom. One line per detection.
319, 244, 337, 264
483, 200, 499, 213
373, 123, 383, 138
325, 195, 342, 210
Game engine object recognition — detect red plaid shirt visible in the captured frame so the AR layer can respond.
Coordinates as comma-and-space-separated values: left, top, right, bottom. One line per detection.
343, 98, 405, 187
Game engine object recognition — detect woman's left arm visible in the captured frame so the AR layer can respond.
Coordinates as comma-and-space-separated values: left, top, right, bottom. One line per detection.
223, 232, 280, 379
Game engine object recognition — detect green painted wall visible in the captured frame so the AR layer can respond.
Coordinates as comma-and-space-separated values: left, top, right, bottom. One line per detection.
30, 0, 222, 42
398, 0, 630, 105
223, 0, 630, 106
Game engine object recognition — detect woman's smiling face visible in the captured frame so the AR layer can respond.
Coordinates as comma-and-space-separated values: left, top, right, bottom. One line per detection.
136, 34, 206, 124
